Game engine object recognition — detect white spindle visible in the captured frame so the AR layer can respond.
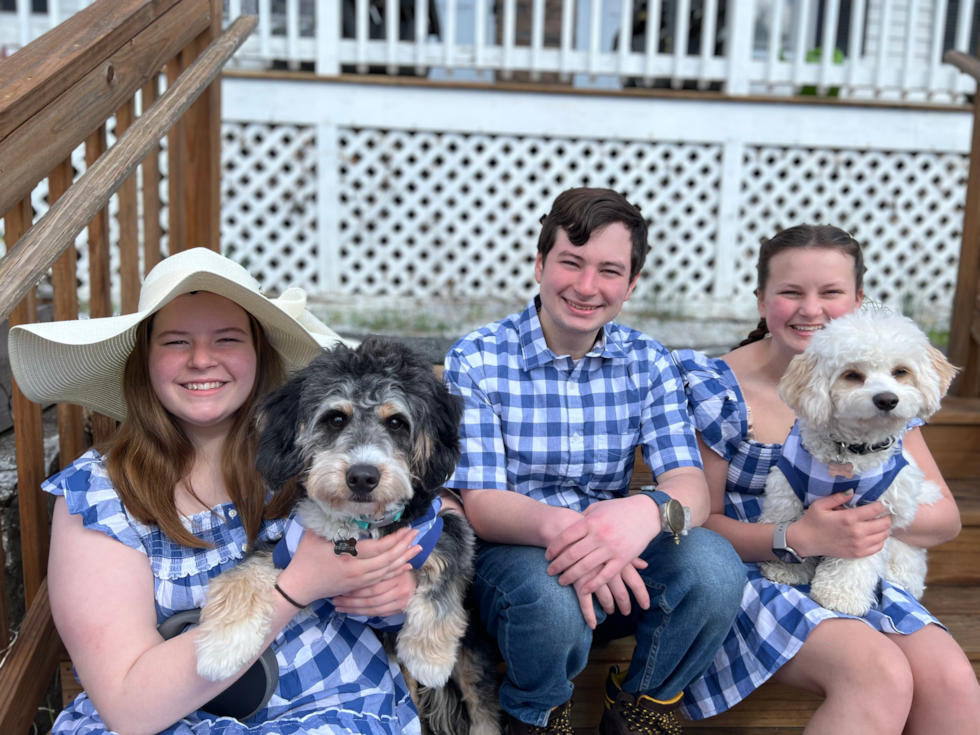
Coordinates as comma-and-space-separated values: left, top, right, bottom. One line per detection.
415, 0, 427, 75
317, 0, 340, 75
874, 0, 892, 93
950, 0, 974, 93
926, 0, 948, 96
560, 0, 574, 81
356, 0, 369, 73
444, 0, 457, 70
386, 0, 398, 74
259, 0, 272, 60
900, 0, 919, 95
17, 0, 30, 48
818, 0, 839, 94
229, 0, 241, 23
474, 0, 486, 69
618, 0, 634, 79
48, 0, 60, 29
502, 0, 516, 80
767, 0, 785, 88
672, 0, 690, 88
530, 0, 545, 80
588, 0, 602, 77
846, 0, 866, 93
643, 0, 662, 84
791, 0, 811, 91
286, 0, 300, 67
698, 0, 717, 89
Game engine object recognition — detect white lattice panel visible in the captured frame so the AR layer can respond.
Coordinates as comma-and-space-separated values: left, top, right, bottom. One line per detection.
336, 129, 723, 304
737, 147, 967, 325
221, 123, 319, 292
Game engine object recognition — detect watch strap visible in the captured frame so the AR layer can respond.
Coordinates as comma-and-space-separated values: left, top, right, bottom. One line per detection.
772, 520, 804, 564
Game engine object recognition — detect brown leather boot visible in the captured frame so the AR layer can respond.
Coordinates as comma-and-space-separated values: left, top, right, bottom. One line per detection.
596, 666, 683, 735
504, 700, 574, 735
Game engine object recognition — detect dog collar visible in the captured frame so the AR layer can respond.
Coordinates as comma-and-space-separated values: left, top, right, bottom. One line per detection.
831, 435, 898, 462
351, 503, 406, 531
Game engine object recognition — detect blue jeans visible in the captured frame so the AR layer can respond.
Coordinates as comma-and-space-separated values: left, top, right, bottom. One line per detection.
472, 528, 745, 726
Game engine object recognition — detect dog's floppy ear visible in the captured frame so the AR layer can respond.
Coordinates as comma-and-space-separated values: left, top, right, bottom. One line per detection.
918, 345, 959, 418
255, 376, 306, 494
414, 378, 463, 491
778, 353, 832, 428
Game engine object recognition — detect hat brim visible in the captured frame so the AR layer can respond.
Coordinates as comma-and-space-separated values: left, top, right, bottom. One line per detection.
9, 270, 345, 422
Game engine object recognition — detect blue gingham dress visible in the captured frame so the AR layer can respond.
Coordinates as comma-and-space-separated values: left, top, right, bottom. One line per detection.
671, 350, 944, 721
43, 450, 421, 735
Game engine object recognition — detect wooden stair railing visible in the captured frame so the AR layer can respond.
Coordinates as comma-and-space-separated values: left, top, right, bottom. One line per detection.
0, 0, 254, 731
945, 50, 980, 399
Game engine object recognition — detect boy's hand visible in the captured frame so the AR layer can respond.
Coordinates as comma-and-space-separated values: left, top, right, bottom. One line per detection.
572, 558, 651, 629
546, 494, 661, 595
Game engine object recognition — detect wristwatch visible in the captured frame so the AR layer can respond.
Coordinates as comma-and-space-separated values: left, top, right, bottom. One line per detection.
642, 487, 691, 544
772, 521, 804, 563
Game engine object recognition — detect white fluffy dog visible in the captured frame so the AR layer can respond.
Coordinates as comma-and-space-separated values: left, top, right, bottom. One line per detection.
758, 310, 957, 615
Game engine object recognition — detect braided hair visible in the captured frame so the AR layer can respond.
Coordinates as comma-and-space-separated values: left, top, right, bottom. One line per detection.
738, 225, 865, 348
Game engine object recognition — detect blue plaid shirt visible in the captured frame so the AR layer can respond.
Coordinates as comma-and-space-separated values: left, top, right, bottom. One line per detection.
443, 299, 702, 511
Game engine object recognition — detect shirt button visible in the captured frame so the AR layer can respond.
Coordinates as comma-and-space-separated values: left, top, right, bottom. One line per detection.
228, 509, 238, 518
241, 542, 247, 551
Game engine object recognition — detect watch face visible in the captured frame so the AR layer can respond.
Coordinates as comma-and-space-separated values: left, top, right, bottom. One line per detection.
664, 499, 685, 533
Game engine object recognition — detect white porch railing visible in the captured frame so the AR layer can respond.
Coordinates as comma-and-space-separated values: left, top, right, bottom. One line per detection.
1, 1, 978, 102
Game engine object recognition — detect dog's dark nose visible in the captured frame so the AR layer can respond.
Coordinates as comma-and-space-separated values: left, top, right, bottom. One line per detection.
346, 464, 380, 494
873, 392, 899, 411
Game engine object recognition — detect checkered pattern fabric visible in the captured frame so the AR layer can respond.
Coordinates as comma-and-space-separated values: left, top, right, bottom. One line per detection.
443, 300, 702, 511
778, 421, 909, 507
671, 351, 944, 721
43, 451, 420, 735
272, 497, 444, 632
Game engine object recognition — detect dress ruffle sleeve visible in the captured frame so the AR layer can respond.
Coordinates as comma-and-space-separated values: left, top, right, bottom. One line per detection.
670, 349, 747, 463
42, 449, 147, 555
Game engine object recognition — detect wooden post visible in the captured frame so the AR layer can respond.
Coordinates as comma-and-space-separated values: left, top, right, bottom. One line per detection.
48, 157, 86, 469
116, 96, 141, 315
85, 124, 118, 443
179, 0, 222, 253
4, 197, 48, 608
142, 75, 163, 272
166, 55, 186, 254
949, 90, 980, 397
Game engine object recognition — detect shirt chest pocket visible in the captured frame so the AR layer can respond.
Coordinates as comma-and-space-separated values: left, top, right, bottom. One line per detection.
593, 401, 641, 472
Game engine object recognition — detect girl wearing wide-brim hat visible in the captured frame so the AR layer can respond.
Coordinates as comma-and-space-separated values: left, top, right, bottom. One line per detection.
12, 248, 424, 735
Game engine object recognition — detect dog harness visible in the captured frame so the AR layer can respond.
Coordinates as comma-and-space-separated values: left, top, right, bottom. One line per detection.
776, 421, 909, 508
272, 496, 445, 631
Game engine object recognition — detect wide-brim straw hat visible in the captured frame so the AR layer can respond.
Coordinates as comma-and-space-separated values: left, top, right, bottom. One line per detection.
9, 248, 347, 422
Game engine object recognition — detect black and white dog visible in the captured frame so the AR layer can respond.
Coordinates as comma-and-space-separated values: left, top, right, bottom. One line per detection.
195, 338, 500, 735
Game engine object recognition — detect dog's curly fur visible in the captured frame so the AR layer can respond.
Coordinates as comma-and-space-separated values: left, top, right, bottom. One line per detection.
195, 337, 501, 735
757, 310, 957, 615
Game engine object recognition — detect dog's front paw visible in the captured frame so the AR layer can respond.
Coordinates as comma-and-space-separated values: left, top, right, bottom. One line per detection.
759, 559, 815, 587
195, 553, 280, 681
396, 606, 464, 688
400, 650, 455, 689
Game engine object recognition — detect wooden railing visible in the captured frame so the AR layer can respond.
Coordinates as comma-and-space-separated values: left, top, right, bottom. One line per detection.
945, 49, 980, 399
0, 0, 255, 731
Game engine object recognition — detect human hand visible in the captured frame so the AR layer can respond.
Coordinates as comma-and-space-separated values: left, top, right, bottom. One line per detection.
572, 558, 650, 629
545, 495, 661, 595
791, 491, 892, 559
278, 527, 421, 605
333, 568, 417, 618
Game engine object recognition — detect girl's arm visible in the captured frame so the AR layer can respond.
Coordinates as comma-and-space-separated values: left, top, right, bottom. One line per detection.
697, 435, 894, 562
889, 427, 962, 548
50, 498, 419, 735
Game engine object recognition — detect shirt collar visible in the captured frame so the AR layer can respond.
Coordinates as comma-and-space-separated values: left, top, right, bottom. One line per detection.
518, 296, 629, 371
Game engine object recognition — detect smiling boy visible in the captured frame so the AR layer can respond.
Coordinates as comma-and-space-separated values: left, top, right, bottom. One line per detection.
443, 188, 745, 735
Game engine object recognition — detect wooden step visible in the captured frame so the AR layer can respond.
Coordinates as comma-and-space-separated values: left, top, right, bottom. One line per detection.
922, 397, 980, 479
568, 585, 980, 730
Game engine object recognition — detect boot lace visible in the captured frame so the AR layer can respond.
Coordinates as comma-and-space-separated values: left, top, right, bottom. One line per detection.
617, 699, 683, 735
527, 703, 574, 735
